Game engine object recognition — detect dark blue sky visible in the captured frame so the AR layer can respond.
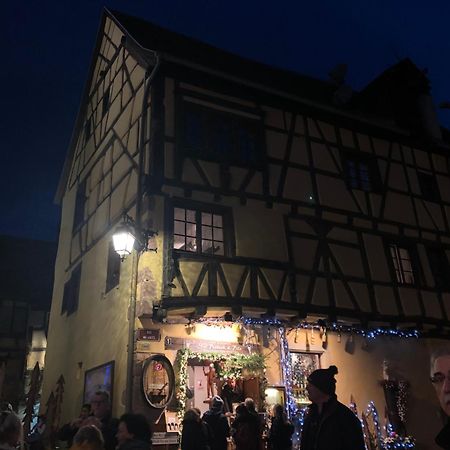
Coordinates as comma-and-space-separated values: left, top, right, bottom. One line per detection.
2, 0, 450, 242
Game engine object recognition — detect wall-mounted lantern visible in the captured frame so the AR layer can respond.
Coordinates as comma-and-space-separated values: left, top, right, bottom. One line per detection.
112, 214, 157, 260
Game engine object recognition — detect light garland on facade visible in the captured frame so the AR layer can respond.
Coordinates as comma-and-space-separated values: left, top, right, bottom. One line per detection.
192, 316, 419, 339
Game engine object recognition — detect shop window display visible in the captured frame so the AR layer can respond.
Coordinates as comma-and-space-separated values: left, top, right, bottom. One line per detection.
289, 352, 321, 406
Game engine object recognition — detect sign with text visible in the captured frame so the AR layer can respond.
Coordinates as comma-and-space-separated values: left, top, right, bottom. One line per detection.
137, 329, 161, 341
165, 336, 258, 353
151, 432, 179, 446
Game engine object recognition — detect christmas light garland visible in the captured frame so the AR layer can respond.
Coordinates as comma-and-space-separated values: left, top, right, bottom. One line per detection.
193, 316, 419, 339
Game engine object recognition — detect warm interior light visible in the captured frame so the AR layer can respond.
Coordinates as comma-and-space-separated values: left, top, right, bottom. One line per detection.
193, 323, 238, 342
113, 223, 136, 258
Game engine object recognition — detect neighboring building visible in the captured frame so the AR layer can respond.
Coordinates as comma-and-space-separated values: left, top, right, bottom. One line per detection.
0, 235, 56, 410
43, 9, 450, 447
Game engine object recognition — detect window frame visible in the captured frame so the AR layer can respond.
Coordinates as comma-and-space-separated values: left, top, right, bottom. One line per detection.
178, 99, 265, 169
342, 151, 381, 193
170, 200, 235, 258
386, 241, 419, 287
61, 263, 82, 316
73, 179, 87, 233
105, 240, 121, 293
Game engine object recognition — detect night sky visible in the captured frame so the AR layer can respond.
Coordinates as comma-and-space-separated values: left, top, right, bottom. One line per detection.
3, 0, 450, 242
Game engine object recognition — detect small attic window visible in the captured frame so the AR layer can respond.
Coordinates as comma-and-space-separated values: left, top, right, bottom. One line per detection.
83, 119, 92, 145
102, 89, 110, 118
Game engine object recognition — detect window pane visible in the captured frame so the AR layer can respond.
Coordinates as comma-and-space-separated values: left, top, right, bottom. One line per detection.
186, 209, 196, 223
186, 237, 196, 252
202, 213, 212, 225
174, 208, 185, 221
173, 235, 185, 250
202, 239, 213, 254
186, 223, 196, 237
202, 226, 212, 240
214, 244, 224, 255
213, 215, 222, 227
174, 221, 185, 235
213, 228, 223, 242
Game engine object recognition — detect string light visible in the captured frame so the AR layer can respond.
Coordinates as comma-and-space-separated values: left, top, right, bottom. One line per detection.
190, 316, 419, 339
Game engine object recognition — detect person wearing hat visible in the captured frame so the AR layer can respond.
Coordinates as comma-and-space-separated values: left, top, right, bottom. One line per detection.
202, 396, 230, 450
300, 365, 365, 450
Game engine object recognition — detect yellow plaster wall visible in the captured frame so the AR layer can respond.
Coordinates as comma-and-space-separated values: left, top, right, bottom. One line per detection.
286, 330, 445, 449
43, 235, 130, 422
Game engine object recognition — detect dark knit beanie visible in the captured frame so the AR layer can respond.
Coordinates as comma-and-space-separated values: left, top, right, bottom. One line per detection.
307, 365, 338, 395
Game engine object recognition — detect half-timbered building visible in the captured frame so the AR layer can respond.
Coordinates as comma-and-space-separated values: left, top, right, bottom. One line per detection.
43, 9, 450, 448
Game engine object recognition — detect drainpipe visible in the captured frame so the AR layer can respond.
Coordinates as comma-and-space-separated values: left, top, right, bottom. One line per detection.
125, 53, 161, 413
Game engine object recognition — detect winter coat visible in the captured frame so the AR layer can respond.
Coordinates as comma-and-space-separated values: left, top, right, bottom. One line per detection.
436, 420, 450, 449
300, 397, 365, 450
268, 417, 294, 450
118, 438, 151, 450
202, 411, 230, 450
181, 419, 212, 450
231, 413, 260, 450
99, 415, 119, 450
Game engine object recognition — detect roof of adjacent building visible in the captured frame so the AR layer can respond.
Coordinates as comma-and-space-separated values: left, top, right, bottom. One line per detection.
0, 235, 56, 310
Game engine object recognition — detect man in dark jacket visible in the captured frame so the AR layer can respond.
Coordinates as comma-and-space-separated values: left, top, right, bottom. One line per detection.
83, 391, 119, 450
431, 348, 450, 449
202, 396, 230, 450
300, 365, 365, 450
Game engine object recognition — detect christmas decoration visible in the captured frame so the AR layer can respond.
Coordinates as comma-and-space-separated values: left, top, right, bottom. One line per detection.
23, 362, 42, 437
174, 349, 266, 426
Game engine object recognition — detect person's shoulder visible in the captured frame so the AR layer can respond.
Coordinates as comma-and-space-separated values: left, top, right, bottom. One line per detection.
335, 402, 361, 423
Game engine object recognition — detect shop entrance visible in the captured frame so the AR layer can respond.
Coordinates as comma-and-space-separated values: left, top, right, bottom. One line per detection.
175, 350, 266, 419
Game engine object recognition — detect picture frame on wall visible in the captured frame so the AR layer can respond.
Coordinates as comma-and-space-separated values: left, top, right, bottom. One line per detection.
83, 361, 115, 404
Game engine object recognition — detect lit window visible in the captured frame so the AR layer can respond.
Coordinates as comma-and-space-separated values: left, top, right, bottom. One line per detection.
389, 244, 415, 285
173, 207, 227, 256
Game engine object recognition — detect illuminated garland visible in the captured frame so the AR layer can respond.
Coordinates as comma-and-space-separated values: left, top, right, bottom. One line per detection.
193, 316, 420, 339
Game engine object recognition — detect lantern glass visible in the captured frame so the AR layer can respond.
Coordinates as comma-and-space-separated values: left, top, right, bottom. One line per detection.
113, 226, 136, 258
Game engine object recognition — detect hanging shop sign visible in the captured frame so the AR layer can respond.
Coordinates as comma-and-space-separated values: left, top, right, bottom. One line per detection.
165, 336, 259, 353
151, 432, 179, 446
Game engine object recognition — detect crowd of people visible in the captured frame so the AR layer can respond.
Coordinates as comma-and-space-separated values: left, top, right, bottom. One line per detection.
2, 351, 450, 450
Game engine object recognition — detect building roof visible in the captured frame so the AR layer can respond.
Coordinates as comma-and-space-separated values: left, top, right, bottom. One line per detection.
108, 9, 337, 106
0, 235, 56, 310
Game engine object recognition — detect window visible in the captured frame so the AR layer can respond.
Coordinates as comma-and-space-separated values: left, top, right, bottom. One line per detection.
83, 118, 92, 145
181, 101, 262, 167
173, 205, 232, 256
73, 179, 87, 232
343, 154, 380, 192
61, 264, 82, 316
389, 244, 415, 285
106, 241, 121, 292
426, 247, 450, 291
102, 89, 110, 117
417, 171, 440, 202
